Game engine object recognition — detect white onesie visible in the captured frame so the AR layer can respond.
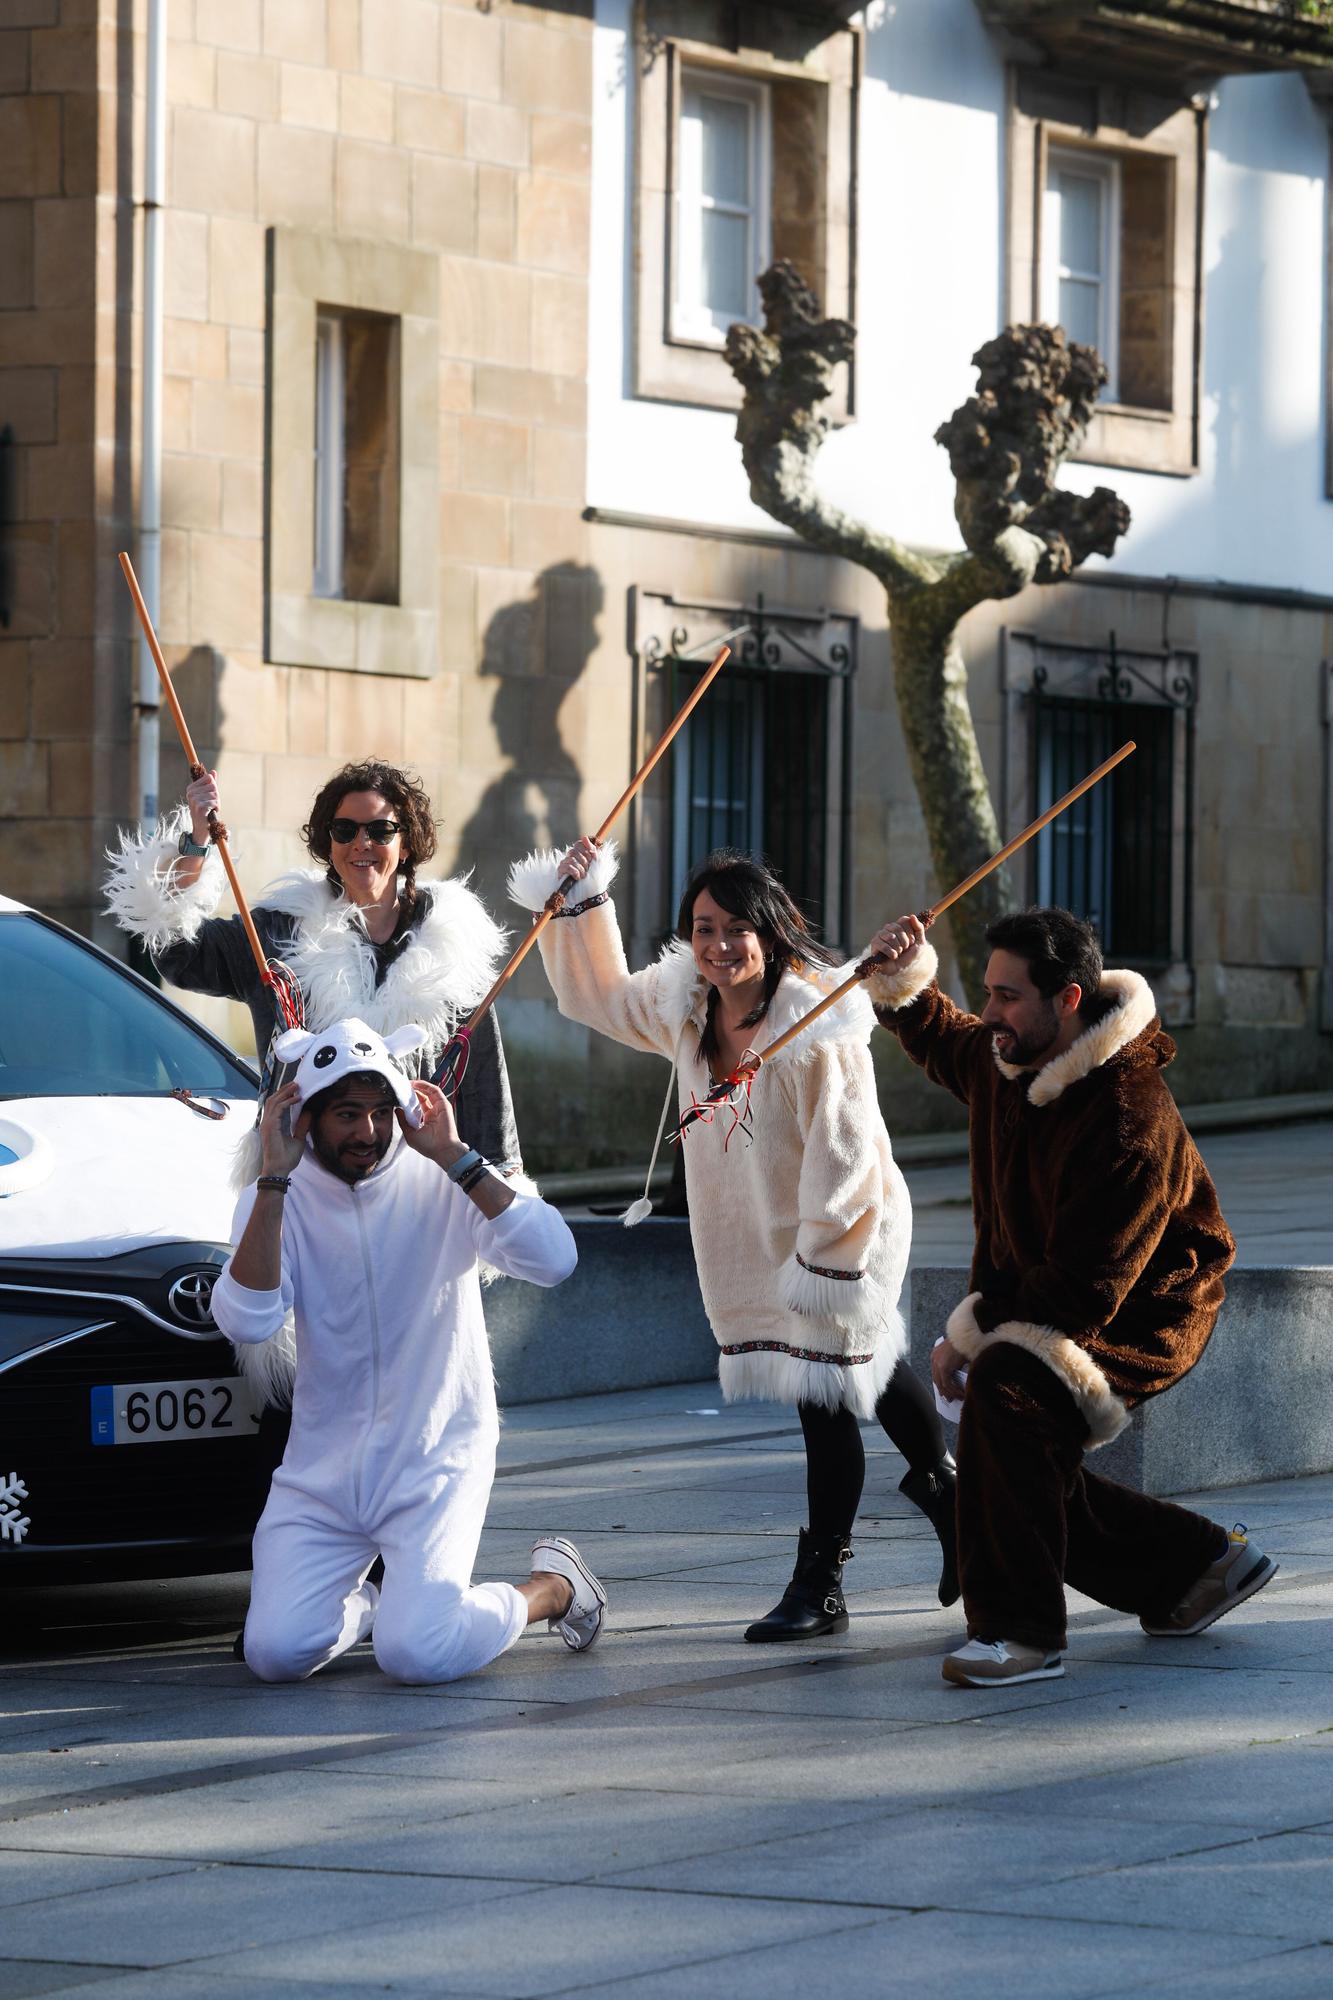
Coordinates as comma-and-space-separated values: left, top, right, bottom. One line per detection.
212, 1136, 576, 1684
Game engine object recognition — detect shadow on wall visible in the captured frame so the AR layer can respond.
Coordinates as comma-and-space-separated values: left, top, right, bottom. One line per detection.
452, 562, 604, 910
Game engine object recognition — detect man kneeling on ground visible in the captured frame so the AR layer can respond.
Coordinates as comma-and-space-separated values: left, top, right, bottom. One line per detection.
212, 1017, 606, 1684
866, 907, 1276, 1689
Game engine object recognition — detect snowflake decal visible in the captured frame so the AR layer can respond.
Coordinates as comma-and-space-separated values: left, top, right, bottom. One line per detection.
0, 1471, 30, 1545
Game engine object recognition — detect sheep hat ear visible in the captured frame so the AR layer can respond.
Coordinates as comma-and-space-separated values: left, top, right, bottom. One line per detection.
383, 1024, 428, 1058
286, 1017, 418, 1117
273, 1027, 316, 1064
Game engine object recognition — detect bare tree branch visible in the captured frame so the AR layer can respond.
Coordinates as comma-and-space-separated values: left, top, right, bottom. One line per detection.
726, 263, 935, 591
723, 271, 1133, 1004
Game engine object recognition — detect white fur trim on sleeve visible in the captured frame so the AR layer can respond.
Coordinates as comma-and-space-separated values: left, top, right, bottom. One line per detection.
780, 1248, 888, 1336
945, 1290, 1130, 1449
103, 807, 227, 953
507, 839, 620, 914
861, 939, 939, 1014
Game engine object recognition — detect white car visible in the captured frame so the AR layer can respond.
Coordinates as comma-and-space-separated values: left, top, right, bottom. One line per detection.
0, 895, 270, 1582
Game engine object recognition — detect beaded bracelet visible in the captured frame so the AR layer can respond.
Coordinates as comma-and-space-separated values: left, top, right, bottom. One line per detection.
256, 1173, 292, 1195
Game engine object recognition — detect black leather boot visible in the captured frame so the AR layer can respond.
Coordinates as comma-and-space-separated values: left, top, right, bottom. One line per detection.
744, 1529, 852, 1642
899, 1455, 959, 1607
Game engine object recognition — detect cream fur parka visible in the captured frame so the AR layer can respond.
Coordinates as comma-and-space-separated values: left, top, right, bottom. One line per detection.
510, 844, 917, 1417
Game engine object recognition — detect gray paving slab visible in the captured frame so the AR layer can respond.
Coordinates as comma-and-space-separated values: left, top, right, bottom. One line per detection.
0, 1968, 127, 2000
0, 1861, 518, 1971
5, 1977, 491, 2000
602, 1906, 1283, 2000
1091, 1942, 1333, 2000
602, 1800, 1257, 1903
245, 1783, 894, 1883
0, 1768, 541, 1861
980, 1828, 1333, 1942
0, 1851, 195, 1912
199, 1883, 841, 1995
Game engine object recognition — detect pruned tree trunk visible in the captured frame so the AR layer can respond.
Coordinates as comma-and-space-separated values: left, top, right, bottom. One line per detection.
726, 264, 1131, 1005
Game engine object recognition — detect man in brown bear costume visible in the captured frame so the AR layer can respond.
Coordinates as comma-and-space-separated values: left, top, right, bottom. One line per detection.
866, 905, 1276, 1687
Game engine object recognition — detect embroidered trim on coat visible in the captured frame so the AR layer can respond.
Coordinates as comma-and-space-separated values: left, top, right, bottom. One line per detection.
796, 1252, 863, 1283
719, 1339, 875, 1366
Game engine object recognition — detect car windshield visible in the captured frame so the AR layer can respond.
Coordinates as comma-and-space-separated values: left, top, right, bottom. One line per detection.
0, 914, 256, 1099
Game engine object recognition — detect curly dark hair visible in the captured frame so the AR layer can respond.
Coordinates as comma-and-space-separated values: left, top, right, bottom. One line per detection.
676, 849, 838, 1072
301, 762, 439, 918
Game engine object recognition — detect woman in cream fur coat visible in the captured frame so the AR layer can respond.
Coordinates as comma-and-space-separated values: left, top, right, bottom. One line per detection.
511, 836, 958, 1641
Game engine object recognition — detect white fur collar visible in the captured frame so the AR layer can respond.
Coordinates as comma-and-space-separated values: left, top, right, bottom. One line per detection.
258, 870, 508, 1057
506, 839, 873, 1065
991, 969, 1159, 1107
652, 938, 875, 1068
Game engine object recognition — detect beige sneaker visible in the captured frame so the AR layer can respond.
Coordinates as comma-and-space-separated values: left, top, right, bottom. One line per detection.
1140, 1524, 1277, 1637
941, 1637, 1064, 1687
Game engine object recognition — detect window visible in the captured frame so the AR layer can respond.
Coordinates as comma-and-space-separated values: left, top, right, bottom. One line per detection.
312, 308, 399, 605
1002, 630, 1197, 1002
1031, 692, 1175, 964
632, 11, 857, 412
266, 229, 438, 679
1043, 150, 1120, 397
672, 72, 770, 345
627, 591, 855, 953
1009, 75, 1202, 473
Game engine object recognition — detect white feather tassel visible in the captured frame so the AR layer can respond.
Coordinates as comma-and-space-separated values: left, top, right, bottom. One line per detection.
623, 1061, 677, 1229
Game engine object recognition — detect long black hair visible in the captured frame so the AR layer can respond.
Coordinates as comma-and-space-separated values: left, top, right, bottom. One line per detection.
676, 850, 838, 1071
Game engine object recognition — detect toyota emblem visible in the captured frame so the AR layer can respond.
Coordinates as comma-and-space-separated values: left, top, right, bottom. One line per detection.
167, 1270, 217, 1329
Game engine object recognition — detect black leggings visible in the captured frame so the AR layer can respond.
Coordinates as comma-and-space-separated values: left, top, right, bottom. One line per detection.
799, 1358, 947, 1543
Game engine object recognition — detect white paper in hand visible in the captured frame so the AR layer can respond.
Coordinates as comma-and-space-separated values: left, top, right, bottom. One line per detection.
932, 1335, 968, 1423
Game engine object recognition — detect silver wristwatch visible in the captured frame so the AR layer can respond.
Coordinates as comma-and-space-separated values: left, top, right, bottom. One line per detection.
177, 831, 211, 857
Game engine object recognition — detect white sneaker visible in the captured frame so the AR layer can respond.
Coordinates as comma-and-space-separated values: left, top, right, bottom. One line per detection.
942, 1637, 1064, 1687
531, 1536, 607, 1652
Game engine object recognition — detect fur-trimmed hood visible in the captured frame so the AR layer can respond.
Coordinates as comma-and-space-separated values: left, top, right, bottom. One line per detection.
991, 968, 1164, 1107
261, 869, 507, 1055
648, 937, 877, 1070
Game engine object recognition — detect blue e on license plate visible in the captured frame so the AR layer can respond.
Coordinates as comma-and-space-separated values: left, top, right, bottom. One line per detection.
90, 1377, 261, 1446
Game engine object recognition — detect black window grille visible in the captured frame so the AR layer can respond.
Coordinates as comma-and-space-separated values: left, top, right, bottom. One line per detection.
669, 660, 831, 935
1031, 691, 1181, 965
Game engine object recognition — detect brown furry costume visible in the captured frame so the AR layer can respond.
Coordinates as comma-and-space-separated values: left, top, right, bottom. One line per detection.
869, 944, 1234, 1651
868, 945, 1235, 1438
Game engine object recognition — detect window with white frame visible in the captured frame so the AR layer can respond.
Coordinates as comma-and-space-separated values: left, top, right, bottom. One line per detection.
311, 306, 400, 605
1042, 149, 1120, 398
672, 69, 771, 345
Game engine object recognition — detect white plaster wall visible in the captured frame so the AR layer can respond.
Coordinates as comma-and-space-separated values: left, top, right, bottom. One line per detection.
588, 0, 1332, 594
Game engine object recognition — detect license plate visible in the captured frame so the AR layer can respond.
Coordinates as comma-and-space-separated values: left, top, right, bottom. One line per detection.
90, 1377, 262, 1447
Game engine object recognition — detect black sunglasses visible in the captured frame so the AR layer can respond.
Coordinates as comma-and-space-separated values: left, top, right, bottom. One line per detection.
329, 817, 402, 845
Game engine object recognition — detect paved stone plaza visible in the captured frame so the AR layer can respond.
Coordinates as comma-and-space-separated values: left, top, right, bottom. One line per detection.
1, 1121, 1331, 1998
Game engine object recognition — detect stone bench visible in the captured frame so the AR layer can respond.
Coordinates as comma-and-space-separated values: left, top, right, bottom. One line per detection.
487, 1227, 1333, 1498
909, 1265, 1333, 1496
486, 1216, 715, 1404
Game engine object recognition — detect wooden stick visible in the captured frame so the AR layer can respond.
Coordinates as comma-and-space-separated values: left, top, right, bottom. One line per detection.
118, 549, 274, 990
720, 739, 1138, 1081
457, 642, 733, 1035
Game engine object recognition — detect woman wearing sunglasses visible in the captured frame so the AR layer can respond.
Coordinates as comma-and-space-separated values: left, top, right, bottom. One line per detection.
105, 755, 527, 1278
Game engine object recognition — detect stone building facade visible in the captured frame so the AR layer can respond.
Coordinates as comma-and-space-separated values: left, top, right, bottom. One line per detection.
2, 0, 1332, 1174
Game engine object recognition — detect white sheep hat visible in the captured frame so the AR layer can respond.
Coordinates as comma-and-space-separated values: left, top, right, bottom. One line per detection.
272, 1017, 428, 1126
